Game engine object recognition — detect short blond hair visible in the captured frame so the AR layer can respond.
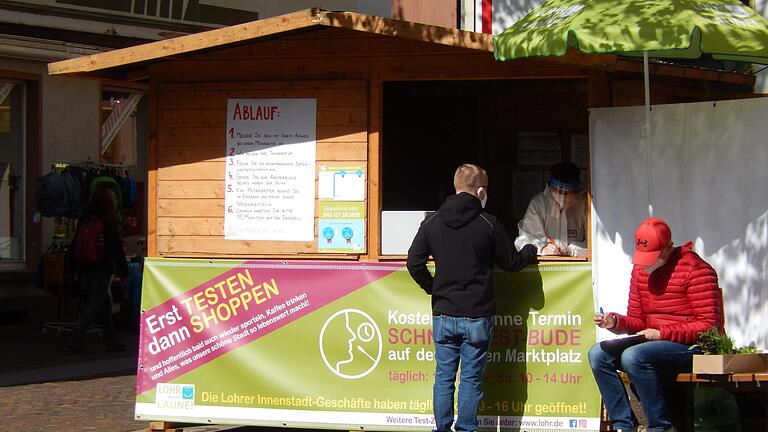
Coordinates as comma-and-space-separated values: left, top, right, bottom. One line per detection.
453, 164, 488, 193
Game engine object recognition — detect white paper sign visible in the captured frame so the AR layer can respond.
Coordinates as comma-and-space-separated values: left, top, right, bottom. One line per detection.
570, 134, 589, 169
512, 171, 544, 219
224, 99, 316, 241
318, 164, 366, 201
517, 132, 562, 166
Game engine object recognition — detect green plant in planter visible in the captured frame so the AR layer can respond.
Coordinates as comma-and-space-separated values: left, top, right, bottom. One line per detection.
691, 326, 758, 355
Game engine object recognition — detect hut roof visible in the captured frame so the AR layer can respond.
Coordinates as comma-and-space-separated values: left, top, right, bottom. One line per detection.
48, 8, 494, 76
47, 7, 753, 87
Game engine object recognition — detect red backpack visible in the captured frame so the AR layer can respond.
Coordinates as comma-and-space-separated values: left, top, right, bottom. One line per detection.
74, 215, 104, 264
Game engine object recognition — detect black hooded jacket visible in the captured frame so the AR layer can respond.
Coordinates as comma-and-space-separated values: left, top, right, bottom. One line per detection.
406, 192, 537, 317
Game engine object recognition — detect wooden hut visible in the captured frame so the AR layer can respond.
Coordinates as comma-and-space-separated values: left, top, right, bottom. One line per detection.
48, 8, 756, 262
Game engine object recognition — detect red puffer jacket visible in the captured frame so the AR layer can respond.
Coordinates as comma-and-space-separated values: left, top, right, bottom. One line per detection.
613, 242, 723, 345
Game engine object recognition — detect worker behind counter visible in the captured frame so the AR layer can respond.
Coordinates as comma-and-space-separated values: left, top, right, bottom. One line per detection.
515, 162, 587, 257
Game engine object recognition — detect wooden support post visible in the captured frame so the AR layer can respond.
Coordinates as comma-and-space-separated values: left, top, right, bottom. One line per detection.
148, 421, 188, 431
365, 76, 383, 261
147, 73, 158, 257
586, 70, 610, 262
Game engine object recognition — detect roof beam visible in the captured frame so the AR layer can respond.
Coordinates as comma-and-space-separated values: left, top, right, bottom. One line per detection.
48, 8, 325, 75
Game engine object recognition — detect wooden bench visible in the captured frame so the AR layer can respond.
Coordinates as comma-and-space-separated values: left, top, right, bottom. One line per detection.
670, 372, 768, 432
676, 371, 768, 385
603, 289, 768, 431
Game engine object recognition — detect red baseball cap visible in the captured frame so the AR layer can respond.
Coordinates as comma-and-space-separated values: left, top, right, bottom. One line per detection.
633, 218, 672, 266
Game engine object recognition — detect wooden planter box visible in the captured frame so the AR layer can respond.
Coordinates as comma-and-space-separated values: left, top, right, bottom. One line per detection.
692, 353, 768, 374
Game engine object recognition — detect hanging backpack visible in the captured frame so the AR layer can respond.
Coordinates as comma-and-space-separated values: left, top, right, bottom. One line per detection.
61, 168, 83, 218
36, 172, 69, 217
73, 215, 104, 264
122, 176, 137, 209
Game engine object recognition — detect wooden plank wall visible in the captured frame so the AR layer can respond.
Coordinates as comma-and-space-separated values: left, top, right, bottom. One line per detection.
143, 29, 589, 260
154, 80, 367, 257
142, 26, 754, 260
143, 29, 543, 260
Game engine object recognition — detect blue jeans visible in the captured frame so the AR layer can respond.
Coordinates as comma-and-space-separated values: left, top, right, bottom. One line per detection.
588, 339, 698, 432
432, 315, 493, 432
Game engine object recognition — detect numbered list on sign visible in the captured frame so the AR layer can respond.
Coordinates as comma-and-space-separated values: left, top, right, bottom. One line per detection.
224, 99, 317, 241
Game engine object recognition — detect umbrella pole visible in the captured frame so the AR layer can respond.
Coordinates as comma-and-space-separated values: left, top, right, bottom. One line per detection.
643, 51, 653, 217
644, 51, 651, 134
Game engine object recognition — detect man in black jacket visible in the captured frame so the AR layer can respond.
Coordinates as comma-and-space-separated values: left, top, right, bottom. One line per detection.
407, 163, 537, 432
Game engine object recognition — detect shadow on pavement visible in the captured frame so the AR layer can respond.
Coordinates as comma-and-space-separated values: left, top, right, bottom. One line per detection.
0, 322, 139, 387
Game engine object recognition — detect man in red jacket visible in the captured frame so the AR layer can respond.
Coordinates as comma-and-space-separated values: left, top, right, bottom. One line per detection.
588, 217, 723, 432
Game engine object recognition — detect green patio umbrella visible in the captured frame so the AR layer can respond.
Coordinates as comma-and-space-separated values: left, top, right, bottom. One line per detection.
494, 0, 768, 129
494, 0, 768, 65
493, 0, 768, 214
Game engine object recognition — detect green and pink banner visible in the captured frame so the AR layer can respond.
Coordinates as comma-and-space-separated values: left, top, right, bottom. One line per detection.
135, 259, 601, 431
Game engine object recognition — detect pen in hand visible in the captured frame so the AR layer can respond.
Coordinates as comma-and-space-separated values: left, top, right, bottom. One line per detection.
594, 307, 609, 328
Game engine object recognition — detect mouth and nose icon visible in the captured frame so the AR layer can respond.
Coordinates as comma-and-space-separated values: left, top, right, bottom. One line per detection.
319, 309, 382, 379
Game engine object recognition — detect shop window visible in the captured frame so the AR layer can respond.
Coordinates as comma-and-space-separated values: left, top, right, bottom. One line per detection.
0, 80, 25, 261
381, 79, 589, 259
101, 89, 142, 166
99, 88, 147, 255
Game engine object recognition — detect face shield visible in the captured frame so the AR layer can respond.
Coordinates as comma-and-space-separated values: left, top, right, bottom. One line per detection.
548, 177, 581, 209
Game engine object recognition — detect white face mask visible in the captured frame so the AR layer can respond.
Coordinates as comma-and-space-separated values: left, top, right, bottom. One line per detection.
644, 258, 665, 274
477, 187, 488, 208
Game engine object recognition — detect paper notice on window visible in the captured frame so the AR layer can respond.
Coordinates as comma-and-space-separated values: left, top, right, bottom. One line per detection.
318, 164, 366, 201
517, 132, 562, 166
513, 171, 545, 220
571, 134, 589, 169
224, 99, 316, 241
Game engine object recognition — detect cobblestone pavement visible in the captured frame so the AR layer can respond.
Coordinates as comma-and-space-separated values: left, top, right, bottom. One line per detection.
0, 323, 336, 432
0, 374, 146, 432
0, 373, 337, 432
0, 323, 375, 431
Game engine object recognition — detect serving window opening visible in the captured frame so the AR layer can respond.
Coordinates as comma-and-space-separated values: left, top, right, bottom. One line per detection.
381, 79, 590, 260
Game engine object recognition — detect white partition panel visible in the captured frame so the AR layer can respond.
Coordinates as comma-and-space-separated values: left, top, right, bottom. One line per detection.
590, 97, 768, 348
